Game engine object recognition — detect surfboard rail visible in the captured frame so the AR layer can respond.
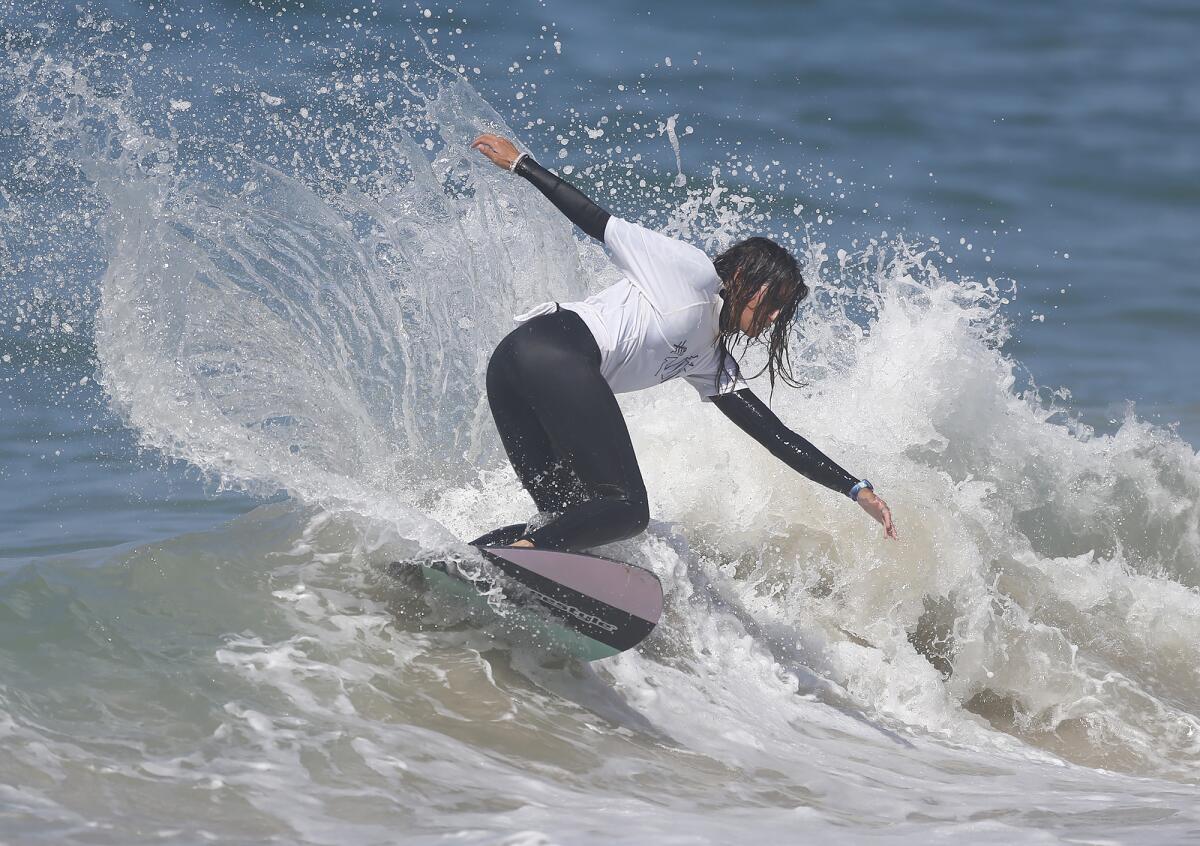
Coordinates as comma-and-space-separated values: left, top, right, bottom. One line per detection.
475, 545, 663, 655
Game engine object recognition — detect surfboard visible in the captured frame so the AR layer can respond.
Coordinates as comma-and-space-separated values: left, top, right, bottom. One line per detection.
399, 545, 664, 661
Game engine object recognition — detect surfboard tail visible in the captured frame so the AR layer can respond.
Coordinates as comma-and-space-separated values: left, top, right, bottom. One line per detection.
475, 545, 663, 656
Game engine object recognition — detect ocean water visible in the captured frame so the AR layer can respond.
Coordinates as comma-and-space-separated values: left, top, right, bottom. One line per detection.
2, 0, 1199, 843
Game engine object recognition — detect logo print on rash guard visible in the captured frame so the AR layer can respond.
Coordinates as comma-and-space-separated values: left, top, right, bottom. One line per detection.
657, 341, 699, 382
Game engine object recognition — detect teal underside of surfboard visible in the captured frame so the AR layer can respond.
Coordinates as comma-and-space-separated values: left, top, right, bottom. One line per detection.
419, 565, 622, 662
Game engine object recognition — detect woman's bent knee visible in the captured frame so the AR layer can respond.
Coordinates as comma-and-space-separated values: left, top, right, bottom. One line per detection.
628, 497, 650, 535
610, 491, 649, 540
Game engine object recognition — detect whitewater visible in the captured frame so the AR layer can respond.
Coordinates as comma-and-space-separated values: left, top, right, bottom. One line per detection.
2, 3, 1200, 843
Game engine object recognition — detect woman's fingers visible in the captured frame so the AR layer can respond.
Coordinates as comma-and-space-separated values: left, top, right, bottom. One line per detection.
471, 133, 519, 170
471, 132, 499, 151
859, 492, 899, 540
878, 498, 899, 540
883, 505, 898, 540
471, 134, 501, 163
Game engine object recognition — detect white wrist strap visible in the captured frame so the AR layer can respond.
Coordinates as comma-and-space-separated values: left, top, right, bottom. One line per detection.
510, 153, 529, 173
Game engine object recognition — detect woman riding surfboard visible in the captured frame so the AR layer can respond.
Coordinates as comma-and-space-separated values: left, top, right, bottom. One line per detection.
470, 133, 897, 551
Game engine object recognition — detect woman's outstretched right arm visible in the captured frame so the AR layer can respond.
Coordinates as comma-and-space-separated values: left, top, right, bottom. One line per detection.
711, 387, 899, 539
472, 133, 611, 241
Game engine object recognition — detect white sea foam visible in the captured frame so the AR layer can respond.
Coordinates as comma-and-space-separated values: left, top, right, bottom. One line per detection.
77, 60, 1200, 785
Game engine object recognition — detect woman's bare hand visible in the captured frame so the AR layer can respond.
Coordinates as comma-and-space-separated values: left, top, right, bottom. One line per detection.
472, 133, 522, 170
857, 489, 899, 540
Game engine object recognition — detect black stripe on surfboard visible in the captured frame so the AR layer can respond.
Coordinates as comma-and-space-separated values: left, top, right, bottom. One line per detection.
474, 547, 655, 652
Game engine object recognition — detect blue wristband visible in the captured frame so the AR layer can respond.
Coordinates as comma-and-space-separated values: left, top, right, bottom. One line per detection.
849, 479, 873, 501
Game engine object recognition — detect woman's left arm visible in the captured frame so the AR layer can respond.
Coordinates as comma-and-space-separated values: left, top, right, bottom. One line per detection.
472, 133, 610, 241
710, 388, 898, 539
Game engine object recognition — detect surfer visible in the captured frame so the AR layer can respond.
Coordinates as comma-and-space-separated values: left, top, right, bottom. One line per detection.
470, 133, 897, 551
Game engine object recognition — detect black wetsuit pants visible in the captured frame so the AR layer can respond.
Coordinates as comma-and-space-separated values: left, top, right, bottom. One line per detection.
470, 308, 649, 551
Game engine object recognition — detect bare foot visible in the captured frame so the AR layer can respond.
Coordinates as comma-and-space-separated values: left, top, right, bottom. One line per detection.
509, 539, 535, 548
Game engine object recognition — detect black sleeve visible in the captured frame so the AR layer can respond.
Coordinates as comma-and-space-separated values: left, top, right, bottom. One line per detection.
514, 155, 611, 242
710, 388, 859, 498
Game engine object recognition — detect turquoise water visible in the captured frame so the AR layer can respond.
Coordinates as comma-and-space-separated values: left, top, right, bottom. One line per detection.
2, 1, 1199, 842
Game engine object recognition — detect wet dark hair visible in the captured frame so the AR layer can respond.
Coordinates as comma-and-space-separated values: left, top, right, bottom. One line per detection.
713, 236, 809, 392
